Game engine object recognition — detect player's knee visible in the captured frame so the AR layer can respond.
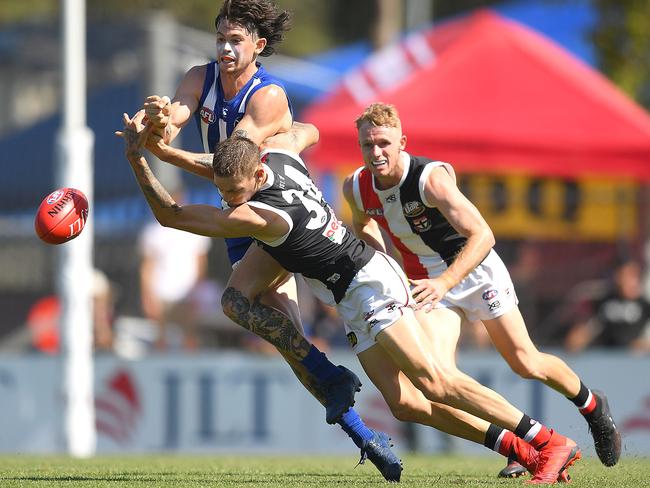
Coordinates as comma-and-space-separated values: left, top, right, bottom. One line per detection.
221, 286, 249, 326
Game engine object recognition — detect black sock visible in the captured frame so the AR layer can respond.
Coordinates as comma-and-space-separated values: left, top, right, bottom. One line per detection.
484, 423, 503, 449
568, 381, 590, 407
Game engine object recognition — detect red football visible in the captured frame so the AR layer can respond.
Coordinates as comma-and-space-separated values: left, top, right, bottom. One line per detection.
35, 188, 89, 245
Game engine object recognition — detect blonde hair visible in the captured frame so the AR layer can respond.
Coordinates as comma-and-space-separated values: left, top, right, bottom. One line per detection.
355, 102, 402, 130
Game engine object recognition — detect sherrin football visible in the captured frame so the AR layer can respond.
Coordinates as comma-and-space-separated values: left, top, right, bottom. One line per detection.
35, 188, 89, 245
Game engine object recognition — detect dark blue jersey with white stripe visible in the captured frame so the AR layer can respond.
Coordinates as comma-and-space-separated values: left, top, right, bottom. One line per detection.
193, 61, 293, 264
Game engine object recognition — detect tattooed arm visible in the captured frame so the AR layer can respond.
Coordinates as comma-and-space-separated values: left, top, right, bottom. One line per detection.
118, 112, 278, 239
145, 130, 215, 181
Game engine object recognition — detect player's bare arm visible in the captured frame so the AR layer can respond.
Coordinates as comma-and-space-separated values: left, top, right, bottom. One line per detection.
120, 112, 286, 240
261, 122, 319, 153
145, 120, 318, 182
146, 132, 215, 180
342, 174, 387, 253
232, 84, 292, 145
143, 64, 206, 143
410, 166, 495, 309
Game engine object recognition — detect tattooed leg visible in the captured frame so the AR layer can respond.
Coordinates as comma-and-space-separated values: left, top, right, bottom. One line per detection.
221, 285, 327, 404
221, 286, 311, 361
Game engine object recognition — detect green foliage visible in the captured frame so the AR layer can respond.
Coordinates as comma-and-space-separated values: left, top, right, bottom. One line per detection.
592, 0, 650, 108
0, 0, 56, 24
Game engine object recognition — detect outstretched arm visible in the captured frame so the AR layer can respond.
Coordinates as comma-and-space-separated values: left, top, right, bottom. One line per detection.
145, 131, 215, 181
118, 112, 271, 239
145, 121, 319, 182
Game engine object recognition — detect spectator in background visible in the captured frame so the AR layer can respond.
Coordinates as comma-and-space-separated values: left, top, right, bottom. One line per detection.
138, 187, 212, 351
565, 258, 650, 354
26, 269, 115, 354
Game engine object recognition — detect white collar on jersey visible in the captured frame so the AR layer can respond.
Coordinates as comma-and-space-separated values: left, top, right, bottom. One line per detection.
372, 150, 411, 194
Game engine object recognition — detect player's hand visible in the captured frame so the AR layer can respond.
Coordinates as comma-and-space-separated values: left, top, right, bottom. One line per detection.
409, 277, 451, 312
144, 129, 171, 160
115, 111, 150, 160
143, 95, 171, 128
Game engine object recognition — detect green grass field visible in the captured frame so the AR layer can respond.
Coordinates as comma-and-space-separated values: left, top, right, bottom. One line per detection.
0, 454, 647, 487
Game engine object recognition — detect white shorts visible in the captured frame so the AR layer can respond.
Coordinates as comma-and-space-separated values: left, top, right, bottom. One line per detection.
435, 249, 518, 321
303, 251, 414, 353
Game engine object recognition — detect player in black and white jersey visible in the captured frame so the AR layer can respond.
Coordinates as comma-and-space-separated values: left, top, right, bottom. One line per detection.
343, 102, 620, 477
120, 110, 582, 484
133, 2, 404, 479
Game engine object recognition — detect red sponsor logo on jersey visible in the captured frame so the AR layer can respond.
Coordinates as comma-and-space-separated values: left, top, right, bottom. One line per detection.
322, 217, 345, 244
200, 106, 216, 124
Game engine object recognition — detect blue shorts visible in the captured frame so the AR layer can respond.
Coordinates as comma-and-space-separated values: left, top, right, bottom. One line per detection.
226, 236, 253, 265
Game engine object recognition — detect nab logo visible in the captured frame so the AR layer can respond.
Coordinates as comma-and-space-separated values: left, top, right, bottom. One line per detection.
385, 194, 397, 203
347, 332, 358, 347
200, 107, 216, 124
95, 369, 141, 445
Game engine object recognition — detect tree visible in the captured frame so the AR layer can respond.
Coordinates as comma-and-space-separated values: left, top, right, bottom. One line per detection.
591, 0, 650, 108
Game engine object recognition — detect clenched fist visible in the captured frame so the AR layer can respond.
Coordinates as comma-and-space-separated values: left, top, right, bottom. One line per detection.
143, 95, 171, 128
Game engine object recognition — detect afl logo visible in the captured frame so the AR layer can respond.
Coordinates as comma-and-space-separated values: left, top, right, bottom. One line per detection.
46, 190, 65, 205
200, 107, 216, 124
403, 201, 425, 217
482, 289, 498, 300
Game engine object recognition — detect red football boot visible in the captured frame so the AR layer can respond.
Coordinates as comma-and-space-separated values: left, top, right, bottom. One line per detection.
511, 437, 572, 483
526, 435, 581, 485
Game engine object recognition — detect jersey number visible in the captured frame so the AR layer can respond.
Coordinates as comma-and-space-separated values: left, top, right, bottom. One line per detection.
281, 165, 328, 229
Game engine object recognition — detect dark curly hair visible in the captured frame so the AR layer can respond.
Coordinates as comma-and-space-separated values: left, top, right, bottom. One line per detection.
215, 0, 292, 57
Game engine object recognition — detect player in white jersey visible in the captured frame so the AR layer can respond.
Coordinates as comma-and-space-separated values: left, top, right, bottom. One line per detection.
342, 102, 621, 477
120, 110, 582, 484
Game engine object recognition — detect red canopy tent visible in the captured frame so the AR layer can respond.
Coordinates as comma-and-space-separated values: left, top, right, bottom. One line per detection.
302, 10, 650, 181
